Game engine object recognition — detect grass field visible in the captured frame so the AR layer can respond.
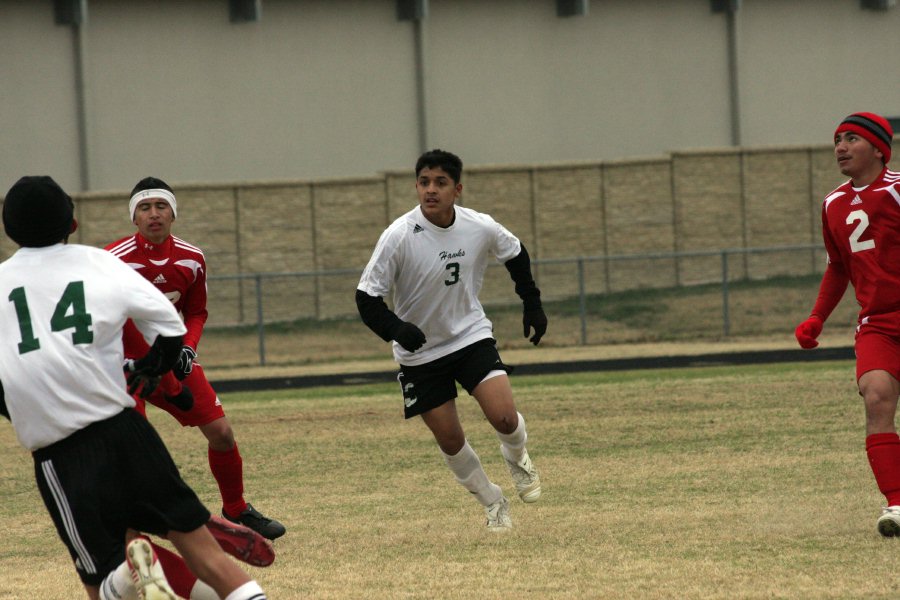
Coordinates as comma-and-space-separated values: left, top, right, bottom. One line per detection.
2, 359, 899, 599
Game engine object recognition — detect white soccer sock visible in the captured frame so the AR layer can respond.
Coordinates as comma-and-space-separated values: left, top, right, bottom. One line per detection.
442, 441, 503, 506
191, 578, 221, 600
497, 411, 528, 463
99, 561, 138, 600
223, 580, 266, 600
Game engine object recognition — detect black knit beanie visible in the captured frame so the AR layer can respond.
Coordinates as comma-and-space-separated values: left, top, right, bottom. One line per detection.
3, 176, 74, 247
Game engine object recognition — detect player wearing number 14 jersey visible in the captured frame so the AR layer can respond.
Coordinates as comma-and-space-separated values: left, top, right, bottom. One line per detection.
794, 112, 900, 537
0, 176, 267, 600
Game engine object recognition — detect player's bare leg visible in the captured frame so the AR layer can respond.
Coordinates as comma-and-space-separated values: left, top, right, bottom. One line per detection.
421, 401, 510, 530
473, 375, 541, 503
167, 525, 264, 599
859, 370, 900, 536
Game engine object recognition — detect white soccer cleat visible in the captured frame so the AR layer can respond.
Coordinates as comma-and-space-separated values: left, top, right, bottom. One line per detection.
125, 537, 178, 600
504, 448, 541, 503
877, 506, 900, 538
485, 495, 512, 532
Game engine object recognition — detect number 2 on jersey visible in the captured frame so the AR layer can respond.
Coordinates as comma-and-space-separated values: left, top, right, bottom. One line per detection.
8, 281, 94, 355
847, 209, 875, 253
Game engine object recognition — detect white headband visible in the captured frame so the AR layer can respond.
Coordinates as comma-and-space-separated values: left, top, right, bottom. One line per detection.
129, 188, 178, 221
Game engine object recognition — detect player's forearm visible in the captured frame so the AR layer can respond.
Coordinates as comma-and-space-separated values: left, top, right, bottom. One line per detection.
182, 314, 206, 351
0, 380, 8, 420
181, 289, 208, 350
504, 244, 543, 310
811, 263, 849, 322
134, 334, 184, 376
355, 289, 404, 342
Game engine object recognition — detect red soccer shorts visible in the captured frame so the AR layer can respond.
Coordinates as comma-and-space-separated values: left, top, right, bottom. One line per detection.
854, 311, 900, 382
135, 363, 226, 427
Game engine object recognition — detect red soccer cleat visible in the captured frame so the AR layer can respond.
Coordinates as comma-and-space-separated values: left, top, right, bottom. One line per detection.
206, 514, 276, 567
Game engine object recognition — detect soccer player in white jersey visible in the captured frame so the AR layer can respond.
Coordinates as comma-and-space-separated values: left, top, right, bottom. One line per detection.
794, 112, 900, 536
356, 149, 548, 531
0, 176, 267, 600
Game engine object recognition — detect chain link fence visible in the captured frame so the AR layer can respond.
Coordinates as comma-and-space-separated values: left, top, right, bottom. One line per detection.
198, 244, 857, 368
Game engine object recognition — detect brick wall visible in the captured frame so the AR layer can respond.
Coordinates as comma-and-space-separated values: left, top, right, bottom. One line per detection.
2, 141, 892, 326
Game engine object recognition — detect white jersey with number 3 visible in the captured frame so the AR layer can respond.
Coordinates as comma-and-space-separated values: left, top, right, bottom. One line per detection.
0, 244, 187, 450
358, 205, 521, 366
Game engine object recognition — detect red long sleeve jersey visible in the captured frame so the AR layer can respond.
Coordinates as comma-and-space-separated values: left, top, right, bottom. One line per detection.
821, 168, 900, 319
105, 233, 208, 350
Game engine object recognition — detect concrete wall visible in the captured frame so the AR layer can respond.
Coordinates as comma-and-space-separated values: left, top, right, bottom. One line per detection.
2, 0, 898, 194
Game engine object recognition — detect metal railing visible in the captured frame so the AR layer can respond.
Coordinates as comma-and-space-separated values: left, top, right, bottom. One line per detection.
206, 244, 828, 366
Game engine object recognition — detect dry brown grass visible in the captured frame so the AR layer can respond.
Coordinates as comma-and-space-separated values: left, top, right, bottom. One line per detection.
3, 360, 899, 598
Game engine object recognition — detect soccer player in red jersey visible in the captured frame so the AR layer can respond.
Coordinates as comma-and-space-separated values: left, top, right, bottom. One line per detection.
106, 177, 285, 541
795, 112, 900, 536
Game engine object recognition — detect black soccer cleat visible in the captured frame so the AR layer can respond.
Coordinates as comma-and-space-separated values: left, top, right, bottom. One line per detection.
223, 503, 286, 540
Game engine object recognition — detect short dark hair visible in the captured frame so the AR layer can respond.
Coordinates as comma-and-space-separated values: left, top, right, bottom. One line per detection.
415, 149, 463, 184
131, 176, 173, 197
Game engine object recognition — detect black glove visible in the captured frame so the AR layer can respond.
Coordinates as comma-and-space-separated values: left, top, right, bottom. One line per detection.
124, 358, 161, 399
164, 384, 194, 411
0, 380, 8, 421
391, 322, 427, 352
523, 307, 547, 346
174, 346, 197, 381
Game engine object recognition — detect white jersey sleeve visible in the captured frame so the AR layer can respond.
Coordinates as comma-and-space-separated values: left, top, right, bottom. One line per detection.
0, 244, 186, 450
491, 219, 523, 264
357, 214, 409, 300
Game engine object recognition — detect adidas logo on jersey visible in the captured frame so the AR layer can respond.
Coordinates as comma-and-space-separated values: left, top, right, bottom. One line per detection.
153, 274, 167, 285
413, 224, 424, 233
851, 195, 863, 205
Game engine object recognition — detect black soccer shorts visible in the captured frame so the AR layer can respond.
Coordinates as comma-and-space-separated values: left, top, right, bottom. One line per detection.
32, 408, 210, 586
397, 338, 512, 419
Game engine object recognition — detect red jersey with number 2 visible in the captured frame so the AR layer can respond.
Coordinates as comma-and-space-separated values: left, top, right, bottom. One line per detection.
822, 168, 900, 320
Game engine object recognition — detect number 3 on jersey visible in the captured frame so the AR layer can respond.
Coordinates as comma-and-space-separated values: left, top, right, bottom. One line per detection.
847, 209, 875, 253
444, 262, 460, 286
8, 281, 94, 355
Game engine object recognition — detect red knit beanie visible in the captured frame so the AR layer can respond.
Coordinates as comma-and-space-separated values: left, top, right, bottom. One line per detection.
835, 112, 893, 164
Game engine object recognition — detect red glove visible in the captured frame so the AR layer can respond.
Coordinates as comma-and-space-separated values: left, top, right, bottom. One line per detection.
794, 315, 824, 349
